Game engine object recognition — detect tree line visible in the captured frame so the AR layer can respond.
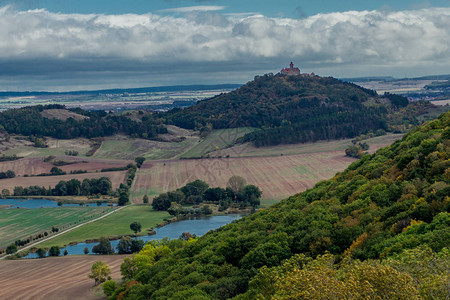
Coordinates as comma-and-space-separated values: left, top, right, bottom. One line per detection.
0, 104, 168, 140
151, 176, 262, 214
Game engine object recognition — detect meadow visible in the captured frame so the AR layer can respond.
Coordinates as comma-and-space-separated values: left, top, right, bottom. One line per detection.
0, 206, 114, 249
38, 205, 170, 247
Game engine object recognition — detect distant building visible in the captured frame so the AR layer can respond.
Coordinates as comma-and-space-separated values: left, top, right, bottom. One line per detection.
280, 62, 300, 76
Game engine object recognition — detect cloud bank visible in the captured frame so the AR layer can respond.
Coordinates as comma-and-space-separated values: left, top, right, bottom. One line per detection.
0, 6, 449, 90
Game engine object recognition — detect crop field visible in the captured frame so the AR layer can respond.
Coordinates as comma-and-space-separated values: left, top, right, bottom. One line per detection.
131, 150, 355, 205
0, 171, 127, 194
180, 127, 255, 158
0, 156, 131, 176
0, 255, 125, 300
209, 134, 403, 158
0, 207, 114, 249
93, 134, 199, 160
1, 137, 92, 158
39, 205, 170, 247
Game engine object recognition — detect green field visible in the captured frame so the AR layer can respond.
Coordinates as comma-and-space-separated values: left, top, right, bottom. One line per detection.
39, 205, 170, 248
93, 136, 199, 160
180, 127, 255, 158
0, 207, 114, 249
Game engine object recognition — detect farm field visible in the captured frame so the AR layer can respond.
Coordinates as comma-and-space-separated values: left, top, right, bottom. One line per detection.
93, 135, 199, 160
1, 136, 92, 157
0, 170, 127, 193
0, 206, 114, 249
0, 156, 130, 176
209, 133, 403, 158
131, 134, 404, 204
0, 255, 125, 300
39, 205, 170, 247
132, 151, 355, 204
180, 127, 255, 158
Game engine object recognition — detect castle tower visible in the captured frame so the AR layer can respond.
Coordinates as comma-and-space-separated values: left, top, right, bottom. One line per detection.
280, 62, 300, 76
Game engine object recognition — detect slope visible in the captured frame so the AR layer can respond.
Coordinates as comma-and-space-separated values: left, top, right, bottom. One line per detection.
163, 73, 426, 146
108, 111, 450, 299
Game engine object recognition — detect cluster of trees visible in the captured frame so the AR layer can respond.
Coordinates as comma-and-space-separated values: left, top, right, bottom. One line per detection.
13, 177, 112, 196
0, 104, 168, 140
0, 170, 15, 179
117, 163, 138, 206
160, 74, 421, 146
345, 142, 369, 158
106, 111, 450, 299
152, 176, 262, 213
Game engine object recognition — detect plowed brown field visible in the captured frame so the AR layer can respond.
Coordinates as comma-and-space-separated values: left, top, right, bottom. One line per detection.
131, 151, 354, 204
0, 157, 131, 176
0, 171, 127, 193
0, 255, 125, 300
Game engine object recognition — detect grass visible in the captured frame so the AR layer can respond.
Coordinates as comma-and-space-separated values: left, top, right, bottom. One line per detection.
0, 207, 114, 249
39, 205, 170, 247
180, 127, 256, 158
93, 135, 199, 160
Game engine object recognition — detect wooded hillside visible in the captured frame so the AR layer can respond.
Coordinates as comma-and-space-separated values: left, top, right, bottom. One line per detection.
108, 110, 450, 299
163, 73, 430, 146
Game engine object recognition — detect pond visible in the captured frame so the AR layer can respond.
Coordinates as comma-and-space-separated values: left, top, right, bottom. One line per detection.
24, 214, 242, 258
0, 198, 114, 209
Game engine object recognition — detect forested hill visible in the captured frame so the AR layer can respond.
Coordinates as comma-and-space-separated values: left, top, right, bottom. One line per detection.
163, 73, 410, 146
109, 111, 450, 299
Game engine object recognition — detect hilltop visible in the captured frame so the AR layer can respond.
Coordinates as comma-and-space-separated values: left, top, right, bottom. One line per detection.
163, 73, 437, 146
108, 110, 450, 299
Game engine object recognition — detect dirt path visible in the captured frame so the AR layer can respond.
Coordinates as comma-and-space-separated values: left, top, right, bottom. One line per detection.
0, 205, 127, 260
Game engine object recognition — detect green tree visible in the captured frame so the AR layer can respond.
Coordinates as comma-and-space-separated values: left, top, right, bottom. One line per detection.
36, 248, 46, 258
130, 222, 142, 236
92, 237, 114, 255
143, 195, 149, 204
48, 246, 60, 256
6, 244, 17, 254
135, 157, 146, 168
152, 193, 171, 211
103, 280, 117, 296
118, 236, 133, 254
84, 247, 89, 254
242, 184, 262, 207
88, 261, 111, 285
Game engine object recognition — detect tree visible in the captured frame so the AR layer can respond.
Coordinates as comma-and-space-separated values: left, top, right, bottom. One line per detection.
118, 236, 132, 254
88, 261, 111, 285
242, 185, 262, 207
181, 180, 209, 198
1, 188, 10, 196
118, 192, 129, 206
6, 243, 17, 254
130, 222, 142, 235
103, 280, 117, 296
84, 247, 89, 255
36, 248, 46, 258
135, 157, 146, 168
92, 237, 114, 255
152, 193, 171, 211
64, 249, 69, 256
227, 176, 247, 198
143, 195, 149, 204
48, 246, 60, 256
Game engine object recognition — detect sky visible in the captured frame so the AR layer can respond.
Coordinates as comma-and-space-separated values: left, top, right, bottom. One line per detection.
0, 0, 449, 91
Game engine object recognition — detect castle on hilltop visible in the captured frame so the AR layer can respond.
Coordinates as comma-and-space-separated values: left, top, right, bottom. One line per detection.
280, 62, 300, 75
280, 62, 315, 76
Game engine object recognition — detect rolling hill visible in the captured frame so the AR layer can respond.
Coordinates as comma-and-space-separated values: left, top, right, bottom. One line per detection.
108, 110, 450, 299
163, 73, 435, 146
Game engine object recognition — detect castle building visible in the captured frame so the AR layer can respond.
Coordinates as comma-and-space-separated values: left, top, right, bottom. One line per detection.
280, 62, 300, 76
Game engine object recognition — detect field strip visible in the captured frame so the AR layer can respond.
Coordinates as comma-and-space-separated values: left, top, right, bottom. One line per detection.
0, 205, 127, 260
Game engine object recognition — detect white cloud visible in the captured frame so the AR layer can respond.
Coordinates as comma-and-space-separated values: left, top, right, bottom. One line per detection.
158, 5, 226, 13
0, 5, 449, 88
